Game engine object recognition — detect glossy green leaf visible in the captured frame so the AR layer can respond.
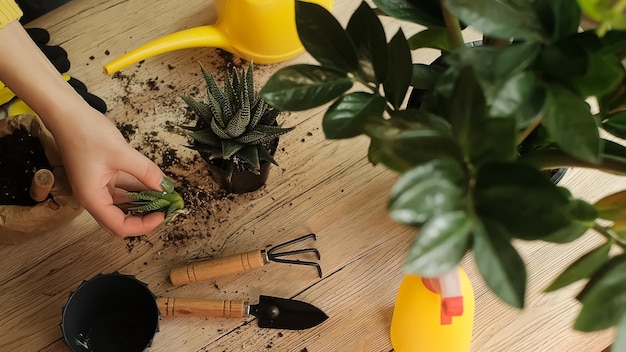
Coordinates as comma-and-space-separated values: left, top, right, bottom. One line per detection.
597, 30, 626, 55
579, 54, 625, 97
542, 83, 601, 165
577, 254, 626, 302
408, 28, 450, 51
445, 0, 547, 41
603, 110, 626, 139
405, 211, 472, 277
261, 64, 352, 111
541, 221, 589, 243
492, 42, 541, 79
346, 1, 388, 83
546, 241, 612, 293
384, 29, 413, 110
575, 257, 626, 331
373, 0, 446, 28
444, 46, 497, 85
539, 43, 587, 83
448, 67, 486, 153
600, 139, 626, 173
474, 162, 572, 239
473, 218, 527, 308
489, 72, 536, 118
539, 0, 581, 40
569, 198, 599, 222
469, 118, 517, 166
388, 159, 465, 225
295, 1, 359, 73
411, 64, 445, 90
365, 119, 463, 172
323, 92, 386, 139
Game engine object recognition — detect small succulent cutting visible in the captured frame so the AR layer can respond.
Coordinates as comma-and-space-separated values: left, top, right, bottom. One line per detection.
182, 62, 294, 182
123, 190, 186, 223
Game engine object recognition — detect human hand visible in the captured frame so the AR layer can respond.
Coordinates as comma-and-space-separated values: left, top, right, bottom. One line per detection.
52, 104, 172, 237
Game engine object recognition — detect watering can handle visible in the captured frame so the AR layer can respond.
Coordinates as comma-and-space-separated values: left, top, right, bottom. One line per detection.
103, 26, 232, 75
168, 249, 268, 286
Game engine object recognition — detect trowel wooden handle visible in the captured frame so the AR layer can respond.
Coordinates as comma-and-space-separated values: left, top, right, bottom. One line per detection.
157, 297, 248, 318
169, 249, 268, 286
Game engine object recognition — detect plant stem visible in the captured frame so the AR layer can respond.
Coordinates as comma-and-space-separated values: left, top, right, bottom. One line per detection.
516, 115, 543, 146
518, 149, 626, 175
441, 0, 464, 49
593, 222, 626, 248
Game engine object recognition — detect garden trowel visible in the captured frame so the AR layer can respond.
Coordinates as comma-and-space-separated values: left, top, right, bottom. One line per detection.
158, 295, 328, 330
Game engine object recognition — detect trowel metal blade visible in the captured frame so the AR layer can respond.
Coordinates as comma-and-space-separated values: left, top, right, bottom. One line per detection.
249, 295, 328, 330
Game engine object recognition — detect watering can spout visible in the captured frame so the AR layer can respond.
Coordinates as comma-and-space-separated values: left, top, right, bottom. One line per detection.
103, 26, 231, 75
103, 0, 334, 75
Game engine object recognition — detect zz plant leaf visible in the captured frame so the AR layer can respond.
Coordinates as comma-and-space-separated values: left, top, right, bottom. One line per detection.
388, 159, 465, 225
542, 83, 602, 165
405, 210, 472, 277
373, 0, 446, 28
575, 256, 626, 331
323, 92, 386, 139
384, 29, 413, 110
473, 218, 527, 308
545, 240, 613, 292
346, 1, 389, 83
261, 64, 353, 111
445, 0, 548, 42
295, 1, 358, 73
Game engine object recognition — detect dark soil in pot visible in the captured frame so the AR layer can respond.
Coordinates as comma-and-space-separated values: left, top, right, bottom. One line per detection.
202, 138, 280, 194
0, 126, 51, 205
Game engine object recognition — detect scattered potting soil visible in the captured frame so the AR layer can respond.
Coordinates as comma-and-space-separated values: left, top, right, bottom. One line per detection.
0, 127, 51, 206
105, 50, 278, 251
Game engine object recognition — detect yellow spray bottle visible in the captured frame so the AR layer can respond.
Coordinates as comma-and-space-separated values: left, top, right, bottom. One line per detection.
391, 267, 474, 352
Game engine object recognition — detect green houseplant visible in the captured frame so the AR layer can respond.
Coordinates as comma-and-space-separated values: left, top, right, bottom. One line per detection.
182, 62, 294, 194
261, 0, 626, 345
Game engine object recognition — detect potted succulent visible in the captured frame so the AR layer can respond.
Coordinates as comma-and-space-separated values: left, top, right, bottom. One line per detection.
0, 113, 82, 243
261, 0, 626, 346
181, 62, 294, 194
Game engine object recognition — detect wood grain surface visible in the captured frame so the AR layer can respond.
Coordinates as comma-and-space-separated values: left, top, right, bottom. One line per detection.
0, 0, 616, 351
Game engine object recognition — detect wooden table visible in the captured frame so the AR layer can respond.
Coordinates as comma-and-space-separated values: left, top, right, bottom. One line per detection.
0, 0, 617, 350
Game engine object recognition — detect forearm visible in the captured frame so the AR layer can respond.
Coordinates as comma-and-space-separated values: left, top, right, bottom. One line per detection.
0, 20, 86, 137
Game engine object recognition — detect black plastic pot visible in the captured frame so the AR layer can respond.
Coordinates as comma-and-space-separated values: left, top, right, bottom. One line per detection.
208, 159, 273, 194
204, 138, 279, 194
61, 272, 159, 352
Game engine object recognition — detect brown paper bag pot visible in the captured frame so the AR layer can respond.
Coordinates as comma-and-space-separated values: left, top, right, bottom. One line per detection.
0, 114, 82, 244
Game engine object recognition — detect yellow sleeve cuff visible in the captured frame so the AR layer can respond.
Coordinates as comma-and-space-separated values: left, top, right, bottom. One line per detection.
0, 0, 22, 29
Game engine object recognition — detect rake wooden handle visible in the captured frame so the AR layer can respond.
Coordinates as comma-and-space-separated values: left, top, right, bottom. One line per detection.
169, 249, 268, 286
157, 297, 248, 318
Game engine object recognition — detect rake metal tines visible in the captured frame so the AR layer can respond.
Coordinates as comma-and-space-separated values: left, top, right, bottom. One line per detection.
265, 233, 322, 278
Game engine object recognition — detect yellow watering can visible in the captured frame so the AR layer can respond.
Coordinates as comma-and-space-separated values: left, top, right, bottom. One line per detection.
103, 0, 334, 75
391, 267, 475, 352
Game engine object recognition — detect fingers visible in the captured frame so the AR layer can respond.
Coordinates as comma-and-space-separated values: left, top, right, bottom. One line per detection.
117, 148, 172, 193
114, 172, 153, 192
91, 203, 165, 237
